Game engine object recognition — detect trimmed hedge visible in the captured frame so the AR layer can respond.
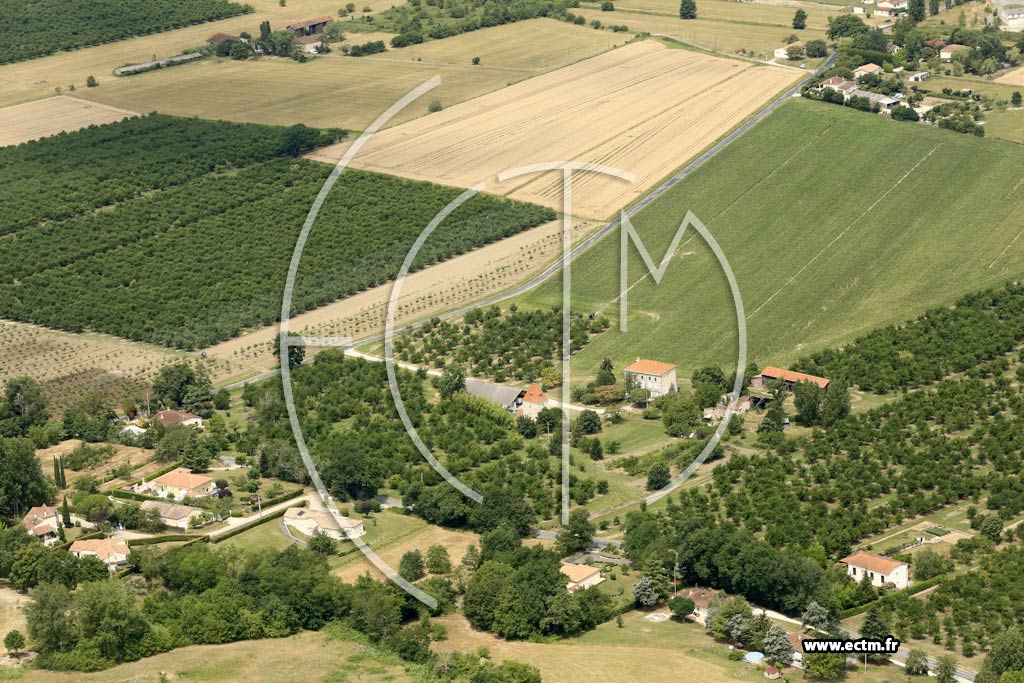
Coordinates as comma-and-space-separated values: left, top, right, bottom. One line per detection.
839, 575, 947, 619
111, 489, 166, 503
127, 534, 207, 547
210, 500, 306, 544
249, 487, 304, 511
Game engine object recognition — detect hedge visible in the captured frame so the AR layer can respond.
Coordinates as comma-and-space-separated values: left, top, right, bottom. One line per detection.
210, 500, 306, 544
127, 534, 208, 547
249, 487, 304, 511
839, 575, 948, 619
111, 489, 166, 503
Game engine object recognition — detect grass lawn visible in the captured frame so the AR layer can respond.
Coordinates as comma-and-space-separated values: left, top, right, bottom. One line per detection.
517, 98, 1024, 378
921, 74, 1021, 100
14, 627, 411, 683
436, 611, 910, 683
219, 516, 295, 554
982, 107, 1024, 144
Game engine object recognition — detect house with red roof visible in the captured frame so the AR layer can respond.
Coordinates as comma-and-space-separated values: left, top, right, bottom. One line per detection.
840, 551, 909, 589
287, 15, 332, 35
22, 505, 60, 546
751, 366, 830, 392
623, 359, 678, 398
519, 383, 550, 419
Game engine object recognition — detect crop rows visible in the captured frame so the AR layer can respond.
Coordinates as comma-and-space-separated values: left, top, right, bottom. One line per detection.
0, 0, 252, 64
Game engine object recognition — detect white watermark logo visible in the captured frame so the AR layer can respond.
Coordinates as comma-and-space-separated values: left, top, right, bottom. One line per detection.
280, 78, 746, 606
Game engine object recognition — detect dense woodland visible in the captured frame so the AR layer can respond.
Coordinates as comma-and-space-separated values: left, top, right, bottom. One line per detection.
0, 0, 252, 64
0, 118, 553, 349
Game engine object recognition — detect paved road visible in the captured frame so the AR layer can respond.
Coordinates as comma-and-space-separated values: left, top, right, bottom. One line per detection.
531, 528, 622, 551
223, 52, 835, 392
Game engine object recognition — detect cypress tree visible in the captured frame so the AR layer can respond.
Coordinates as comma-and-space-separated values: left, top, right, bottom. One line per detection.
61, 498, 71, 527
679, 0, 697, 19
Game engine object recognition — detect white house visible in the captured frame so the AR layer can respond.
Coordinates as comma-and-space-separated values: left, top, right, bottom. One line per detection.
140, 500, 206, 529
840, 551, 910, 589
518, 383, 550, 419
624, 359, 678, 398
909, 70, 931, 82
148, 467, 216, 500
70, 538, 130, 570
153, 409, 204, 429
560, 563, 603, 592
853, 6, 866, 14
22, 505, 60, 546
854, 63, 884, 79
789, 631, 811, 668
940, 43, 970, 60
284, 506, 365, 540
295, 35, 321, 53
774, 41, 804, 59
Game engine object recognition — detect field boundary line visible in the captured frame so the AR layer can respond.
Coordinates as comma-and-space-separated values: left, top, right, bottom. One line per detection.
748, 143, 941, 319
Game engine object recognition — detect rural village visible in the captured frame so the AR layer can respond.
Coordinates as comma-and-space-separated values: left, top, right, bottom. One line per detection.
3, 0, 1024, 680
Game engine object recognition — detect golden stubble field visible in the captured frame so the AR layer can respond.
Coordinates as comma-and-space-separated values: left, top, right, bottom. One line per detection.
71, 20, 622, 131
0, 96, 136, 146
0, 0, 398, 109
309, 40, 802, 220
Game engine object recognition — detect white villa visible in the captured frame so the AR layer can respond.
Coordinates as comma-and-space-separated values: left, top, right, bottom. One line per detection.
624, 359, 678, 398
840, 551, 910, 589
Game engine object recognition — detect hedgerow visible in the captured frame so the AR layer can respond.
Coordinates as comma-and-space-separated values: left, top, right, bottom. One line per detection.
0, 0, 252, 64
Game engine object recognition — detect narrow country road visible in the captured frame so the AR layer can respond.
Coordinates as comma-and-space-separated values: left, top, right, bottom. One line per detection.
223, 51, 836, 392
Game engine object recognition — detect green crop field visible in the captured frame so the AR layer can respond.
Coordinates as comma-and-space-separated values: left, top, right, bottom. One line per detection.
518, 98, 1024, 378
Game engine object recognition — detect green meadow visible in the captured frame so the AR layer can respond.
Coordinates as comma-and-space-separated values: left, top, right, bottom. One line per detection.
520, 99, 1024, 377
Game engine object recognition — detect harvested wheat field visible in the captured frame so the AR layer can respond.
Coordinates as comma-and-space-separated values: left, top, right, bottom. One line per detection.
0, 96, 135, 146
996, 65, 1024, 87
202, 217, 597, 384
309, 40, 801, 220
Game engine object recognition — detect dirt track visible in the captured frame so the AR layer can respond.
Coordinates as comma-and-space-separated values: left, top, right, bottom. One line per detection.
309, 40, 801, 220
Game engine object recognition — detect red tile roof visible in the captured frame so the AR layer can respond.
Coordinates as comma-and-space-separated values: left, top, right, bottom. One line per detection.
840, 551, 907, 574
624, 359, 677, 376
522, 383, 548, 404
70, 538, 129, 563
153, 467, 213, 491
759, 366, 830, 389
